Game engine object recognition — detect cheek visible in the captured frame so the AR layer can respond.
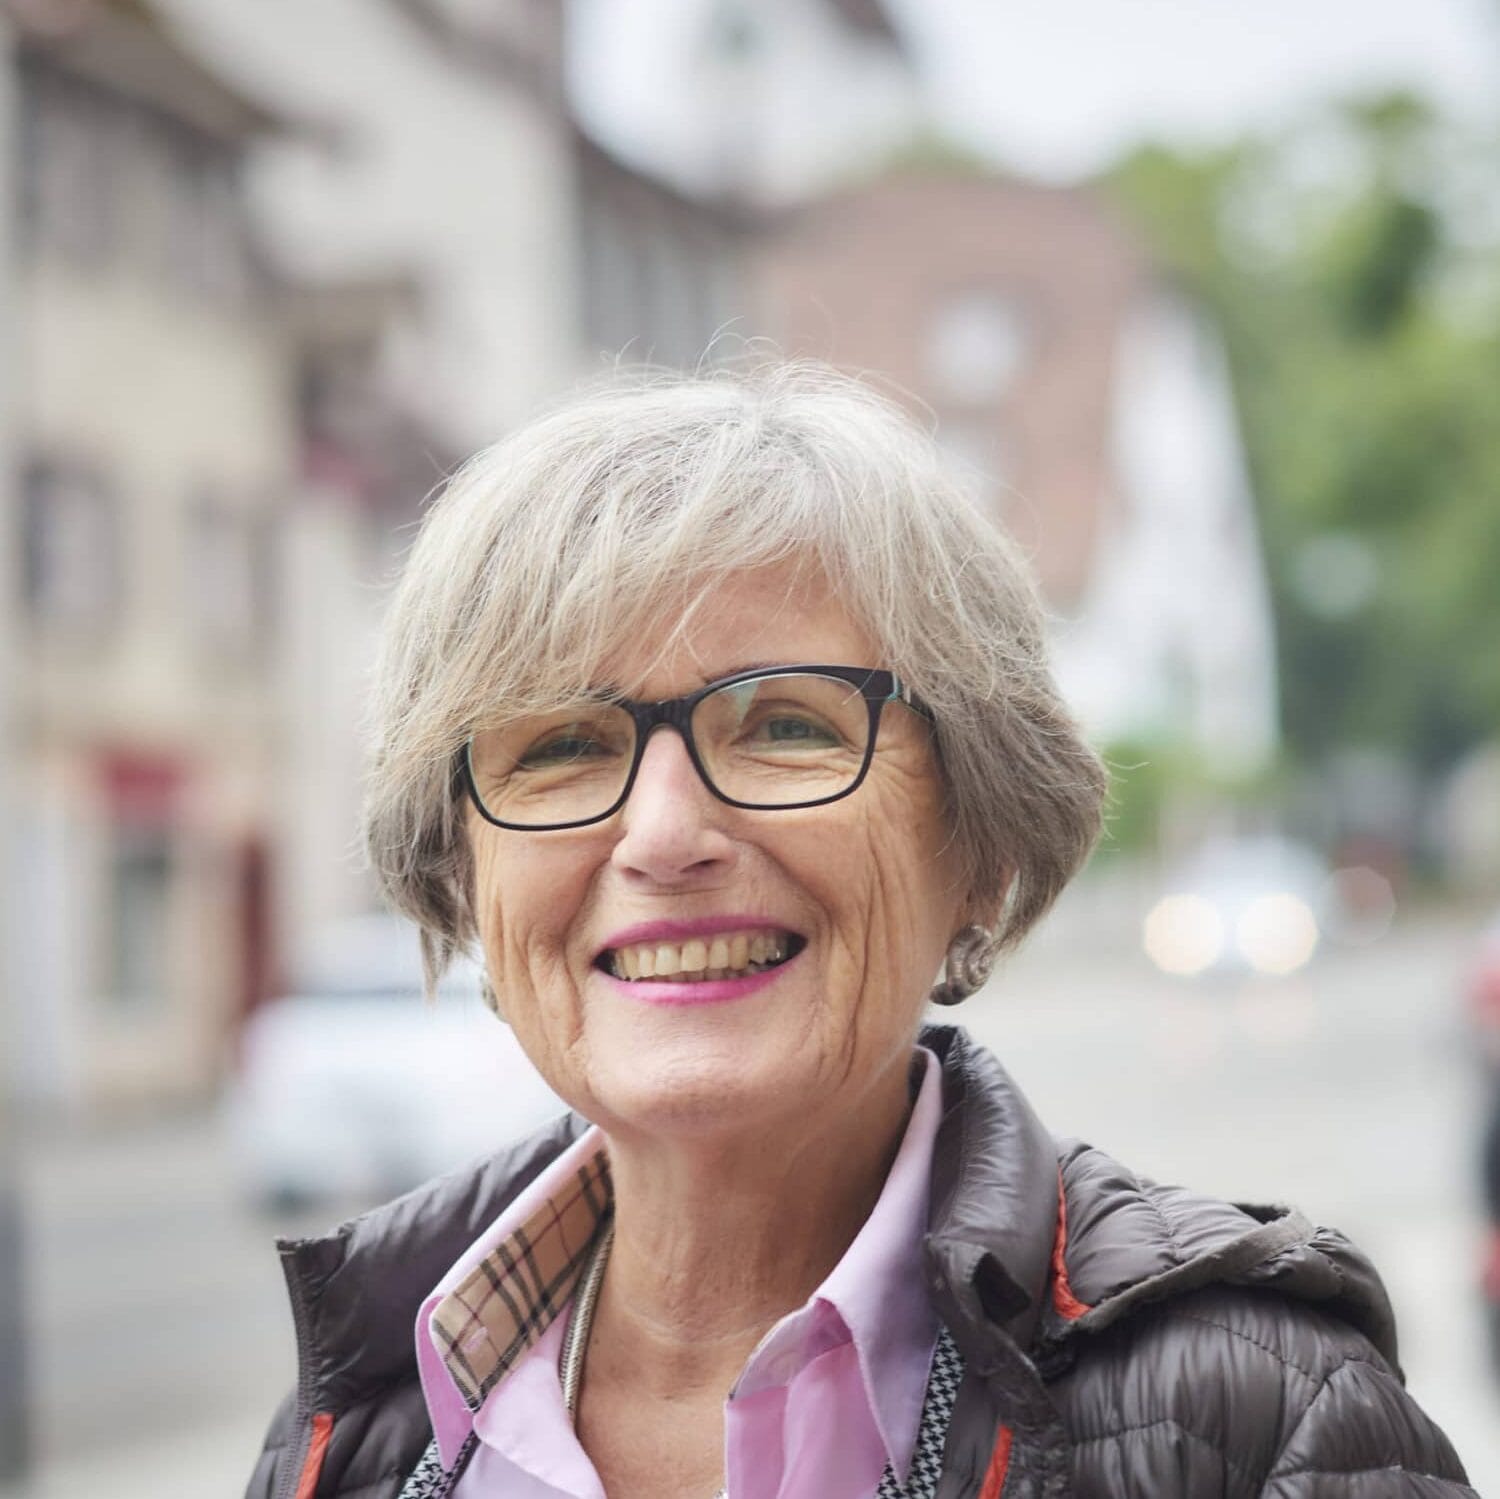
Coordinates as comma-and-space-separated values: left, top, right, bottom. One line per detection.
814, 789, 964, 1003
467, 828, 593, 995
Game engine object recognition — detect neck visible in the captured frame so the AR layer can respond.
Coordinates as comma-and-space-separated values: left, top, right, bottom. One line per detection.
587, 1048, 917, 1400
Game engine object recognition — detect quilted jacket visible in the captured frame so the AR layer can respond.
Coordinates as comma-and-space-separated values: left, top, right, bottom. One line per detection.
245, 1024, 1475, 1498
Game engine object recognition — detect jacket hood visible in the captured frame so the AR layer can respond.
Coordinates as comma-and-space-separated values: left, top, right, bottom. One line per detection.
1040, 1135, 1402, 1375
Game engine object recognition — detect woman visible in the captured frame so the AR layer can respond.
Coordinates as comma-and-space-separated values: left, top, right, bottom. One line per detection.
248, 365, 1472, 1499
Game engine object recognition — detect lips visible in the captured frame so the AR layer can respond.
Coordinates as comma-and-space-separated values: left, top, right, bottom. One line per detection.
595, 924, 805, 983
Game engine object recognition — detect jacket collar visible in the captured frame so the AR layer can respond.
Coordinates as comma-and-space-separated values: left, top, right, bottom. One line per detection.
918, 1024, 1061, 1359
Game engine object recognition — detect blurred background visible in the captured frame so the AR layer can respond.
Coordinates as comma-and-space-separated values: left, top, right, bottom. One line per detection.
1, 0, 1498, 1492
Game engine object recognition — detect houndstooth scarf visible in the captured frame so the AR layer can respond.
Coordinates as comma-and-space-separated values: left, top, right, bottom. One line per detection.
399, 1324, 966, 1499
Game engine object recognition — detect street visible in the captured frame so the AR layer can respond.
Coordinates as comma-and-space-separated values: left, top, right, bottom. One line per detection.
5, 906, 1498, 1497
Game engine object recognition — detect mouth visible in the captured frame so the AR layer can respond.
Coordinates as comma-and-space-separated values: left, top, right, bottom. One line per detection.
596, 929, 806, 983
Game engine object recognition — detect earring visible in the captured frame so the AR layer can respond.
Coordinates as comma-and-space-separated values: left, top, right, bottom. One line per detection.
929, 923, 995, 1006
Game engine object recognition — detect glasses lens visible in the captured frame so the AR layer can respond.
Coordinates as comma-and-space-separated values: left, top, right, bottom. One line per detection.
692, 672, 872, 808
468, 703, 636, 827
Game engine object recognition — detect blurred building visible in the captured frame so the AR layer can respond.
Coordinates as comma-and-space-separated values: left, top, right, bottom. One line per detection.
154, 0, 758, 981
756, 169, 1279, 771
575, 127, 749, 368
2, 0, 1283, 1120
156, 0, 579, 451
3, 0, 297, 1107
278, 275, 449, 990
572, 0, 918, 205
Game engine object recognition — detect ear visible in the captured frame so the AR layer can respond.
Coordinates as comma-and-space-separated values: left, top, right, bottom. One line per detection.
959, 867, 1012, 937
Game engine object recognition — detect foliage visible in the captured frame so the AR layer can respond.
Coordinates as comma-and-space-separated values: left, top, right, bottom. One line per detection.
1105, 95, 1500, 779
1099, 739, 1289, 856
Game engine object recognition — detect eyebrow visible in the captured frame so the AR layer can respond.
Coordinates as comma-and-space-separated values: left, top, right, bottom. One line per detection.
596, 660, 787, 700
712, 659, 780, 680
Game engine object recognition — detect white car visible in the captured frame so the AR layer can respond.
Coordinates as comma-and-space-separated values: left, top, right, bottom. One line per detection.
226, 915, 564, 1211
1142, 835, 1331, 979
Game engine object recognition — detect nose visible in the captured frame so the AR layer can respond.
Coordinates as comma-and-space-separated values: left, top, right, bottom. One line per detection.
610, 726, 736, 886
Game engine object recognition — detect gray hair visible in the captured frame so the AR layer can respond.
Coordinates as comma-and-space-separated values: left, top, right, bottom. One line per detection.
363, 362, 1106, 995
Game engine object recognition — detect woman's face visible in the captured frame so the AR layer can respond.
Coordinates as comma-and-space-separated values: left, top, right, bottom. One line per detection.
466, 566, 969, 1147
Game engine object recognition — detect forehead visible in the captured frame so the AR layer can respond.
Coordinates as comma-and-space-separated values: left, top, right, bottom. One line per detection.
596, 563, 880, 698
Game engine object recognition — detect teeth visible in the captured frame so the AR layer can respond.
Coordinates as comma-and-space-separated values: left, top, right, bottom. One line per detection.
607, 930, 794, 982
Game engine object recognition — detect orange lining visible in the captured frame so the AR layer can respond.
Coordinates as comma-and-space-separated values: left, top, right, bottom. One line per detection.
293, 1411, 335, 1499
979, 1424, 1014, 1499
1051, 1166, 1091, 1322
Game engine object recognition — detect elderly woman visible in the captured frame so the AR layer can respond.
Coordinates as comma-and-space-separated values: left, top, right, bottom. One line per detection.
248, 366, 1471, 1499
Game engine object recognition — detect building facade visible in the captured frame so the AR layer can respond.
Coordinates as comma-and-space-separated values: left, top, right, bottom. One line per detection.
756, 169, 1278, 772
575, 128, 749, 370
4, 0, 297, 1107
572, 0, 918, 205
157, 0, 579, 452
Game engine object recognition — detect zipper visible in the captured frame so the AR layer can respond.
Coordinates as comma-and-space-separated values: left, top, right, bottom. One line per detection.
980, 1427, 1013, 1498
274, 1246, 320, 1499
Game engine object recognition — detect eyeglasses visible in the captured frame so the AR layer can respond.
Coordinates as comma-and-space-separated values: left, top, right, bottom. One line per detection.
460, 664, 932, 832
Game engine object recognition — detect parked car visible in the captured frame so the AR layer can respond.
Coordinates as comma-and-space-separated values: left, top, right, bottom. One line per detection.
1142, 835, 1329, 979
226, 915, 563, 1211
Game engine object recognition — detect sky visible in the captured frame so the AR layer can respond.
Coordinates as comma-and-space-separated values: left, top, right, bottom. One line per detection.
572, 0, 1500, 182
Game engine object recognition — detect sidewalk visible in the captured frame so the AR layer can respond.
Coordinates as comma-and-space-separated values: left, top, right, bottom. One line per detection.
0, 1413, 267, 1499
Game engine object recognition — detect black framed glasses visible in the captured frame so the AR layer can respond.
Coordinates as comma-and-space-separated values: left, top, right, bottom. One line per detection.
459, 664, 932, 831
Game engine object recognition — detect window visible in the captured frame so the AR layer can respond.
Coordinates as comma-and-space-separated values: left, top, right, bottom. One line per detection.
106, 821, 173, 1012
21, 458, 121, 636
928, 290, 1027, 405
17, 59, 119, 265
17, 57, 253, 302
167, 129, 249, 300
125, 105, 250, 302
186, 490, 272, 662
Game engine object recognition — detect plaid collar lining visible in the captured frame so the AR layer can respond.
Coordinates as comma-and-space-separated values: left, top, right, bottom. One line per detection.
430, 1147, 612, 1410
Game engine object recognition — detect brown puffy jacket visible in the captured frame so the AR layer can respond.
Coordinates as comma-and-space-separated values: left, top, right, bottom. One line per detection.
246, 1024, 1475, 1498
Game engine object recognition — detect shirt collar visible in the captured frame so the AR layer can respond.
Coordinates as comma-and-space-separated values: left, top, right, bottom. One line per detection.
416, 1125, 611, 1466
418, 1045, 944, 1478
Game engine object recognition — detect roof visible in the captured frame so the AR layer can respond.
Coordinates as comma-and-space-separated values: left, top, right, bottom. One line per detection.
10, 0, 299, 141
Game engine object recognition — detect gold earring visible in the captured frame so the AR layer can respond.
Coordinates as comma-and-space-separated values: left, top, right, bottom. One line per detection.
929, 924, 994, 1006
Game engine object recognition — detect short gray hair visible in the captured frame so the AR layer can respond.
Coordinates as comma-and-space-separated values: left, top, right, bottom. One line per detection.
363, 362, 1106, 994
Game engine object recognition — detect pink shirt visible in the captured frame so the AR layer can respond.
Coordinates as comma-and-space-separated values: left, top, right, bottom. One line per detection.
415, 1047, 944, 1499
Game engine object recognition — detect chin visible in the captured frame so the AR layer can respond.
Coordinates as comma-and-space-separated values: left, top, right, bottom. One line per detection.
591, 1044, 802, 1140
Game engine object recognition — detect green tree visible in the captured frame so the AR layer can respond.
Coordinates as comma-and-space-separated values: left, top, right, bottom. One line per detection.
1108, 95, 1500, 782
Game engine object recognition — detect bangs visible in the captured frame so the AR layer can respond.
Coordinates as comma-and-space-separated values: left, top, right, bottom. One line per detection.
438, 437, 870, 729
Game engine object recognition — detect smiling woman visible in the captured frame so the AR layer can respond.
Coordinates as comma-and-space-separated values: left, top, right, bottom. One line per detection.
245, 364, 1473, 1499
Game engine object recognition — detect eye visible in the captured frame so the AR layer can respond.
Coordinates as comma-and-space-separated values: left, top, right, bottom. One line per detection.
746, 712, 841, 748
517, 726, 619, 769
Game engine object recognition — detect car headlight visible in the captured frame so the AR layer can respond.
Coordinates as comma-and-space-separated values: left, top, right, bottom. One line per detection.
1235, 893, 1319, 976
1143, 895, 1226, 976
